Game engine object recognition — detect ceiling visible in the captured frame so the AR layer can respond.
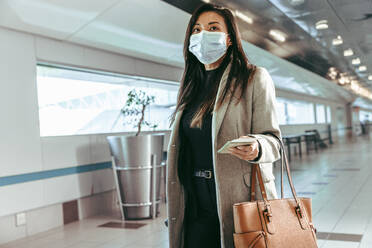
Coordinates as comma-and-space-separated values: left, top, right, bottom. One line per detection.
162, 0, 372, 103
0, 0, 371, 106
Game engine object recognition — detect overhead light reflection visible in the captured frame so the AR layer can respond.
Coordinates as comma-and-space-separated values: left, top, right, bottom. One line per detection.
235, 11, 253, 24
344, 49, 353, 56
288, 0, 305, 6
332, 35, 343, 45
269, 29, 287, 42
316, 20, 328, 30
359, 65, 367, 72
352, 58, 361, 65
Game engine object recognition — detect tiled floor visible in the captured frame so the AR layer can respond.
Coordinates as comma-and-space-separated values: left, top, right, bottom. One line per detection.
1, 134, 371, 248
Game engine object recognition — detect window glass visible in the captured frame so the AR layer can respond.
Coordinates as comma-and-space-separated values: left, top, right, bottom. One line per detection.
286, 99, 315, 124
275, 97, 287, 125
360, 110, 372, 122
275, 97, 315, 124
316, 104, 326, 123
326, 105, 331, 123
36, 64, 179, 136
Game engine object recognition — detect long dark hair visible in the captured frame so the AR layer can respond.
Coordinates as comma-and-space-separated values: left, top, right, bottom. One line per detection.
169, 3, 257, 129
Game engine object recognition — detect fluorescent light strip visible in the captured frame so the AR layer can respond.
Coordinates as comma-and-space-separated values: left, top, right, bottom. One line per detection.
344, 49, 353, 56
332, 35, 343, 45
316, 20, 328, 30
269, 29, 286, 42
352, 58, 361, 65
359, 65, 367, 72
235, 11, 253, 24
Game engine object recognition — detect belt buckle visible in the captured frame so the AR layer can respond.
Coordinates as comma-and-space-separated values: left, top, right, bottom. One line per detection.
204, 170, 212, 179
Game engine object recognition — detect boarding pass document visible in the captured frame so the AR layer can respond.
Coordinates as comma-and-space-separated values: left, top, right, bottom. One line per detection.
217, 136, 257, 154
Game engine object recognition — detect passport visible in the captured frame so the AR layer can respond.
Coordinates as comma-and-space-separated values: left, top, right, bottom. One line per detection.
217, 136, 256, 154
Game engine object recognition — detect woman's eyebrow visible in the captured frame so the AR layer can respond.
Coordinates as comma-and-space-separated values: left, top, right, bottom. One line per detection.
194, 21, 222, 26
208, 21, 222, 25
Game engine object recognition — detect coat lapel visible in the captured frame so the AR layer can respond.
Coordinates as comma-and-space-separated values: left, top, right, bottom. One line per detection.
169, 61, 234, 149
211, 61, 233, 149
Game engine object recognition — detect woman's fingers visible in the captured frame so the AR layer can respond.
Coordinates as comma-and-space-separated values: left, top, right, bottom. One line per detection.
227, 141, 259, 161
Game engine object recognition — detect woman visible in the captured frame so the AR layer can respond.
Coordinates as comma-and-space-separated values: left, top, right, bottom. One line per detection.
166, 3, 282, 248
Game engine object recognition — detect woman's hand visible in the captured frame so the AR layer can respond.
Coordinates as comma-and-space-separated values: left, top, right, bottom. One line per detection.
227, 136, 259, 161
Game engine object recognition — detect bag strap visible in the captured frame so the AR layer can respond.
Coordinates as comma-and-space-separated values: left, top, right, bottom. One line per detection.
249, 132, 301, 207
250, 163, 268, 200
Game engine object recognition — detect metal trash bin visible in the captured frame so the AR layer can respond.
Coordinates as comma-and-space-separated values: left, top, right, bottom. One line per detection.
106, 133, 165, 220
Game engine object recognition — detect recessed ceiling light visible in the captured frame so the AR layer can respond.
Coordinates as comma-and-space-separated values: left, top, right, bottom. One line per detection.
351, 83, 360, 92
359, 65, 367, 72
352, 58, 361, 65
288, 0, 305, 6
368, 75, 372, 80
339, 77, 347, 85
344, 49, 353, 56
235, 11, 253, 24
316, 20, 328, 30
269, 29, 287, 42
332, 35, 343, 45
202, 0, 210, 3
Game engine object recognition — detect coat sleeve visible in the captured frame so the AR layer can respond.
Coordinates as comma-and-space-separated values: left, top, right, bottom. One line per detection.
246, 67, 282, 164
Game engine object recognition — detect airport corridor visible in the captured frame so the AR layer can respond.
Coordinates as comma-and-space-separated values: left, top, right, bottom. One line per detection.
1, 135, 371, 248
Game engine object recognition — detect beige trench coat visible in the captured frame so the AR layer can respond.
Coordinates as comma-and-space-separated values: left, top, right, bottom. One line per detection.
166, 62, 282, 248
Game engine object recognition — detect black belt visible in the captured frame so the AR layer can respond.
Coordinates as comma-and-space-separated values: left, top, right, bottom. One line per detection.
193, 169, 213, 179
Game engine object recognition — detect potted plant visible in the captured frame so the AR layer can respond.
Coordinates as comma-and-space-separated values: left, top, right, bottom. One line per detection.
106, 89, 165, 220
111, 89, 158, 134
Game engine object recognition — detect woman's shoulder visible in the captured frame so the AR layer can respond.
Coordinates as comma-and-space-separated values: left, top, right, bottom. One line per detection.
250, 66, 275, 94
252, 66, 270, 79
242, 64, 270, 81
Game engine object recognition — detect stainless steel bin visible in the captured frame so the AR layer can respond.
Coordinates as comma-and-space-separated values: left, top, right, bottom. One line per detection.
106, 133, 165, 220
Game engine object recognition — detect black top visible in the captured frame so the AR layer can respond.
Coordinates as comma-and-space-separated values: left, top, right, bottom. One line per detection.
180, 68, 219, 171
177, 66, 224, 220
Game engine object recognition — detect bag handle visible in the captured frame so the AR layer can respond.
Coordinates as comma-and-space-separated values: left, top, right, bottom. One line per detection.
249, 132, 301, 208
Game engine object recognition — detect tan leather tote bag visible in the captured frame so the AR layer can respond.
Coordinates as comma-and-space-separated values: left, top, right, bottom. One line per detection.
233, 132, 318, 248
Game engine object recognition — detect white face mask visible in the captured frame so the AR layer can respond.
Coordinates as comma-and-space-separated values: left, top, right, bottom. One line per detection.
188, 30, 228, 65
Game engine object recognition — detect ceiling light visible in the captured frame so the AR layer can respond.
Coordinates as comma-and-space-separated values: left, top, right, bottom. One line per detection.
343, 49, 353, 56
368, 75, 372, 80
269, 29, 287, 42
359, 65, 367, 72
315, 20, 328, 30
288, 0, 305, 6
202, 0, 210, 2
350, 81, 360, 91
352, 58, 361, 65
339, 77, 347, 85
235, 11, 253, 24
332, 35, 343, 45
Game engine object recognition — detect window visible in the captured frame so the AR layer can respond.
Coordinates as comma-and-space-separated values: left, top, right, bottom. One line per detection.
326, 105, 331, 123
275, 97, 315, 124
276, 97, 287, 125
360, 110, 372, 122
316, 104, 326, 123
36, 64, 179, 136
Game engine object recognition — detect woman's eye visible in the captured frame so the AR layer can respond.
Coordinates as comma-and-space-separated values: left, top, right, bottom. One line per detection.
192, 28, 200, 33
210, 26, 218, 31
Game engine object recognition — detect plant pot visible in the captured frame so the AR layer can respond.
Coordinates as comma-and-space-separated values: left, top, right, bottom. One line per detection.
106, 133, 165, 220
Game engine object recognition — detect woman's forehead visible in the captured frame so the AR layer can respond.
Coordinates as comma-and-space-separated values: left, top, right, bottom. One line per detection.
195, 11, 225, 26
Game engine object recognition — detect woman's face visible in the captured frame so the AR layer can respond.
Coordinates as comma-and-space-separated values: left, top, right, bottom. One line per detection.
191, 11, 232, 46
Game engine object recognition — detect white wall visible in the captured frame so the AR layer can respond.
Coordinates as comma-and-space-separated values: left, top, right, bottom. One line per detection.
0, 26, 182, 218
